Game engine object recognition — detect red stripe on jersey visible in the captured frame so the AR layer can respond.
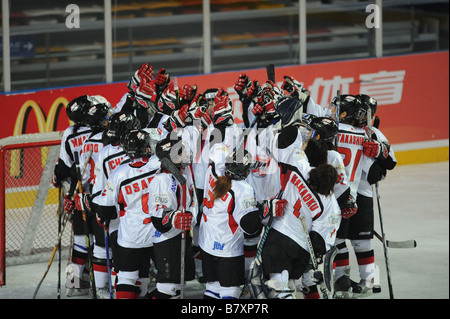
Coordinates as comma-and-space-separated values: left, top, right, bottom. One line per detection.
227, 197, 238, 234
118, 189, 127, 217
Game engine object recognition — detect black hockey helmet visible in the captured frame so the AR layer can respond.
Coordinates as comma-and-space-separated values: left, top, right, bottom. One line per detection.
104, 111, 141, 145
66, 95, 92, 124
155, 133, 192, 168
275, 96, 304, 127
358, 94, 377, 115
85, 101, 110, 131
225, 149, 253, 181
309, 116, 338, 143
123, 129, 153, 159
332, 94, 365, 125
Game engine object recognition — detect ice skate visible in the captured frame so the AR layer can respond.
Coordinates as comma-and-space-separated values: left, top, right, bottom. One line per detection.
90, 286, 114, 299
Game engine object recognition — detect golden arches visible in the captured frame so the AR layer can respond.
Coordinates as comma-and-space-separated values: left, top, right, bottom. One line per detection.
10, 97, 70, 177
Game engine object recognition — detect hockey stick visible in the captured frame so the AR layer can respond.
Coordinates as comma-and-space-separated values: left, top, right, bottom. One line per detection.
74, 151, 97, 299
300, 216, 330, 299
33, 153, 92, 299
373, 229, 417, 249
366, 107, 394, 299
104, 227, 113, 299
334, 90, 341, 147
240, 166, 287, 299
159, 156, 188, 298
375, 181, 395, 299
57, 187, 63, 299
32, 207, 72, 299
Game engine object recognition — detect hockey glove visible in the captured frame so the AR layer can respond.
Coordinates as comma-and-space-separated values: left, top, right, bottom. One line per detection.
186, 94, 212, 129
135, 76, 157, 109
181, 84, 197, 106
233, 73, 252, 104
96, 205, 117, 229
127, 63, 154, 92
165, 104, 189, 131
247, 80, 263, 105
212, 88, 233, 126
154, 68, 170, 93
73, 192, 91, 213
341, 195, 357, 219
158, 81, 179, 113
261, 198, 287, 223
281, 75, 310, 101
363, 139, 390, 161
253, 87, 276, 118
63, 194, 76, 215
162, 209, 193, 231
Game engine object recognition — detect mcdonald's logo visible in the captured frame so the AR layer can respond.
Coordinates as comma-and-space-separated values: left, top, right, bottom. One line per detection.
13, 97, 70, 136
10, 97, 71, 177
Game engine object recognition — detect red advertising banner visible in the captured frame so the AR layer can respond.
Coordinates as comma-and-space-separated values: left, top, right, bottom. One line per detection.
1, 51, 448, 146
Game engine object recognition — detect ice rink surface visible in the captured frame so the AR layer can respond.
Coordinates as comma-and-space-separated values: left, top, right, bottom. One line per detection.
0, 161, 448, 301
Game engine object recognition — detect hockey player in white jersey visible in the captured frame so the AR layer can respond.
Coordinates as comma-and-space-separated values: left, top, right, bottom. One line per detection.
95, 129, 160, 299
199, 146, 286, 299
260, 162, 340, 299
348, 94, 397, 298
70, 97, 112, 298
52, 95, 93, 297
147, 134, 196, 299
88, 111, 141, 298
332, 94, 376, 298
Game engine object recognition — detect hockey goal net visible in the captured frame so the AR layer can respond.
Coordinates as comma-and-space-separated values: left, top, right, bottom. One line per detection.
0, 131, 72, 286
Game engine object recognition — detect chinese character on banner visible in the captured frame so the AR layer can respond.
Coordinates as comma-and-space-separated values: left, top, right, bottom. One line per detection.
359, 70, 406, 105
308, 76, 354, 106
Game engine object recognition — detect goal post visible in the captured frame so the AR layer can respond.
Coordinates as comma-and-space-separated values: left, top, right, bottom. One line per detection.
0, 131, 68, 286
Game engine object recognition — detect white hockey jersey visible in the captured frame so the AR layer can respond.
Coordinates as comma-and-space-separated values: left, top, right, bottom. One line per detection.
244, 124, 281, 201
57, 125, 92, 171
358, 127, 397, 197
79, 131, 105, 190
272, 164, 341, 252
149, 165, 196, 244
199, 163, 259, 258
98, 156, 161, 248
91, 143, 130, 234
327, 149, 350, 200
337, 123, 366, 199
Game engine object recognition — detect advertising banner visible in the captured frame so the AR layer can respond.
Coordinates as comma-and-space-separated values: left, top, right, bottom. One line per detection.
1, 51, 448, 148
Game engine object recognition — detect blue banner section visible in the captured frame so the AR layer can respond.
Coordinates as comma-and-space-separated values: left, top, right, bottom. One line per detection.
0, 35, 35, 58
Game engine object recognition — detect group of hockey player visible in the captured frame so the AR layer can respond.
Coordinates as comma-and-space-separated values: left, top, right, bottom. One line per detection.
52, 62, 396, 299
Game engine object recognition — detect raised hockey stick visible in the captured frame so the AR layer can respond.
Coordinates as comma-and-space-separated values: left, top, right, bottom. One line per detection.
334, 90, 341, 147
33, 152, 92, 299
266, 64, 275, 83
74, 151, 97, 299
300, 216, 330, 299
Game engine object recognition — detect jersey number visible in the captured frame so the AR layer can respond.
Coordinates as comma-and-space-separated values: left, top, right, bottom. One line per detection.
338, 147, 362, 182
